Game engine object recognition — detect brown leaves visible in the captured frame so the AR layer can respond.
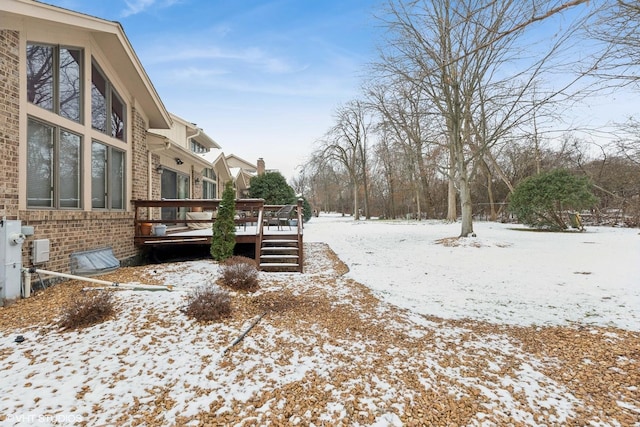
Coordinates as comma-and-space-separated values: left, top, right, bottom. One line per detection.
1, 243, 638, 425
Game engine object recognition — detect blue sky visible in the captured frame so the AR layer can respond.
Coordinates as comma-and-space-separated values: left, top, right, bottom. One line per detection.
40, 1, 636, 180
42, 0, 384, 179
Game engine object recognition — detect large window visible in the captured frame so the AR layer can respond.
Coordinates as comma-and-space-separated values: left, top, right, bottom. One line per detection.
202, 168, 217, 199
161, 169, 190, 220
27, 118, 81, 208
26, 43, 82, 122
92, 141, 125, 209
91, 61, 126, 140
25, 43, 128, 212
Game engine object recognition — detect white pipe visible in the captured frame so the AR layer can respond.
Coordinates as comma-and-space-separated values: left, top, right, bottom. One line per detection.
24, 268, 171, 291
22, 269, 31, 298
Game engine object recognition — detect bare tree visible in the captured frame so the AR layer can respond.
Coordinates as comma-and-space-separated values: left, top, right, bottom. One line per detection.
365, 79, 441, 219
590, 1, 640, 87
317, 100, 373, 220
375, 0, 592, 236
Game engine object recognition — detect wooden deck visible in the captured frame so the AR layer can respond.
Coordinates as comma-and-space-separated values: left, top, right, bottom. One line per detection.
132, 199, 304, 272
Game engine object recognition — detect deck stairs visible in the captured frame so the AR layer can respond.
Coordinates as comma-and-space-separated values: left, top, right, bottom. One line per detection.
259, 234, 302, 272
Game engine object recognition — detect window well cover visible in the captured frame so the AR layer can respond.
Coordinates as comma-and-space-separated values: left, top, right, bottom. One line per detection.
70, 247, 120, 276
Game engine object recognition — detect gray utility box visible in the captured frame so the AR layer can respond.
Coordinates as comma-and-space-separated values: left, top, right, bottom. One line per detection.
0, 220, 25, 305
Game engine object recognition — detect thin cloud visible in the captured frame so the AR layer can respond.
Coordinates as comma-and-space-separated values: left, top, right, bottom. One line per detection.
121, 0, 154, 17
171, 66, 229, 79
146, 44, 305, 75
121, 0, 182, 18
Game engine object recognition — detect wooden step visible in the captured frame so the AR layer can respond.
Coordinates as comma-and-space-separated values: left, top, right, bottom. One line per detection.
261, 240, 298, 244
259, 262, 300, 272
259, 236, 301, 272
260, 254, 299, 260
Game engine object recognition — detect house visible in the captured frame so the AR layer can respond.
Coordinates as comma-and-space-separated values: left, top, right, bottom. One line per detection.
0, 0, 269, 292
0, 0, 176, 279
226, 155, 265, 197
148, 113, 222, 221
199, 148, 234, 198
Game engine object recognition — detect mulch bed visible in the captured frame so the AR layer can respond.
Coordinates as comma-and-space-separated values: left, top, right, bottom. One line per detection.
1, 243, 638, 426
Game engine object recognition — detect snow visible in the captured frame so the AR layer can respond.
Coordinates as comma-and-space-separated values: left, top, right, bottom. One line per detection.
304, 214, 640, 330
0, 214, 638, 425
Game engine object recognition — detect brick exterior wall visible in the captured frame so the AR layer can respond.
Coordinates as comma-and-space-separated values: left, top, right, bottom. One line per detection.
18, 210, 138, 273
0, 30, 20, 220
0, 31, 154, 278
131, 107, 149, 202
131, 107, 157, 220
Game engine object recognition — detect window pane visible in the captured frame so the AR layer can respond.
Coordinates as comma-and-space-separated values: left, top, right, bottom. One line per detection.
204, 168, 216, 180
177, 174, 190, 220
110, 149, 125, 209
59, 130, 81, 208
203, 181, 216, 199
26, 44, 53, 111
91, 142, 107, 208
190, 141, 207, 153
27, 119, 54, 207
59, 48, 82, 122
161, 169, 177, 220
91, 62, 107, 133
111, 89, 125, 140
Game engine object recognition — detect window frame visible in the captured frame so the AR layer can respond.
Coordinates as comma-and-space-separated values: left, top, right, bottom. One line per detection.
190, 140, 208, 154
160, 168, 191, 220
26, 42, 83, 123
91, 140, 126, 210
91, 59, 127, 141
26, 116, 83, 210
202, 168, 217, 199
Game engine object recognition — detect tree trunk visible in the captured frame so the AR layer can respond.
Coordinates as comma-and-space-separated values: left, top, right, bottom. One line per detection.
417, 156, 434, 218
487, 172, 497, 221
362, 171, 370, 219
352, 177, 359, 220
458, 169, 474, 237
447, 149, 457, 221
415, 181, 422, 221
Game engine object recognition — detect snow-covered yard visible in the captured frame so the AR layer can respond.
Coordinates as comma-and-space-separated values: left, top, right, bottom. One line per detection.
304, 214, 640, 331
0, 215, 638, 426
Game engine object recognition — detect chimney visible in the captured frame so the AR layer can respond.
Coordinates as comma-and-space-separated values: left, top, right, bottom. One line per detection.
257, 158, 265, 175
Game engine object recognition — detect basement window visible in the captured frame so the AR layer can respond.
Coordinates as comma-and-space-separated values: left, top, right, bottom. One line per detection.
70, 247, 120, 276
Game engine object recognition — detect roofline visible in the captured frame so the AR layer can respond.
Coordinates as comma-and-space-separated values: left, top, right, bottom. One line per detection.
147, 132, 212, 169
169, 113, 221, 149
225, 153, 257, 169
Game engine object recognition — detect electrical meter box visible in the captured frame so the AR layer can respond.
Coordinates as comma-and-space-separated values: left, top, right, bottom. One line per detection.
1, 220, 24, 304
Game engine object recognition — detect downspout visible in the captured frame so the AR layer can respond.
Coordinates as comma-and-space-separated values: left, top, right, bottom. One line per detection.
187, 128, 201, 145
147, 150, 153, 219
187, 129, 202, 199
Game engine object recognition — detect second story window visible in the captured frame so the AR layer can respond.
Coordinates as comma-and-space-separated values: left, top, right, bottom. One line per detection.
26, 43, 82, 123
190, 140, 208, 154
92, 60, 126, 141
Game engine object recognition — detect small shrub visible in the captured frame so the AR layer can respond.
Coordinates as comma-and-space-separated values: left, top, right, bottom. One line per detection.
58, 290, 115, 330
220, 256, 259, 292
210, 181, 236, 261
184, 286, 232, 322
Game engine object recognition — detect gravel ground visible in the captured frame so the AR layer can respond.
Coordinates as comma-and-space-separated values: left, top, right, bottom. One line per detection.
1, 243, 638, 426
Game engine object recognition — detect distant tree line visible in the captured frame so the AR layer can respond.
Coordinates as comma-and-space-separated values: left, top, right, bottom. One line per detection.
292, 0, 640, 233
